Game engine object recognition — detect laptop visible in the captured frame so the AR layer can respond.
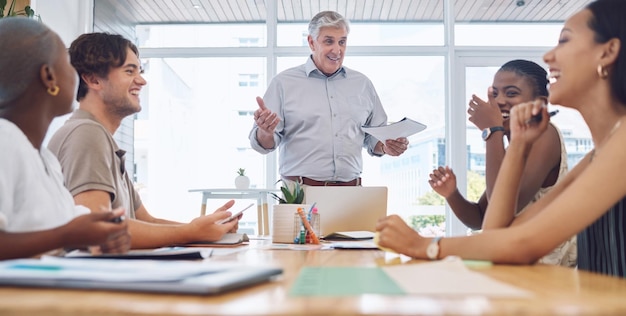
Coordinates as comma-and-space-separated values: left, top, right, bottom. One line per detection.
0, 257, 282, 295
303, 186, 388, 239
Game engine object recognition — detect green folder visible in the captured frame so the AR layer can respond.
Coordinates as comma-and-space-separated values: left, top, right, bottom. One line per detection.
290, 267, 405, 296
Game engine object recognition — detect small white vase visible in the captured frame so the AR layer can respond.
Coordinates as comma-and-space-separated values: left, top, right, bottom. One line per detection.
234, 175, 250, 189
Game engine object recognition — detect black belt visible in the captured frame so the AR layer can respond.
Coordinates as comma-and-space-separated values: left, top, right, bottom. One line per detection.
283, 176, 361, 186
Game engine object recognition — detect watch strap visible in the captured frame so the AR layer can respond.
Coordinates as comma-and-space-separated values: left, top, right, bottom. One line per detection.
483, 126, 505, 141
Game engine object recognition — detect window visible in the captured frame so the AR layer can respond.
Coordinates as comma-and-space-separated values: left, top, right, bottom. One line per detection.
101, 0, 593, 237
238, 74, 260, 87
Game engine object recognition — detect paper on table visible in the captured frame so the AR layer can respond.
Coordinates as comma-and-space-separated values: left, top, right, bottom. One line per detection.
382, 259, 532, 298
362, 117, 427, 142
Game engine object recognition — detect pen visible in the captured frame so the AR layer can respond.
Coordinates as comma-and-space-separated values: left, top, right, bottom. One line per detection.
307, 202, 316, 222
296, 207, 320, 244
526, 109, 559, 124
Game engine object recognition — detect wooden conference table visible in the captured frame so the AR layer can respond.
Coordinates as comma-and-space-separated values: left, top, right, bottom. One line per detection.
2, 239, 626, 315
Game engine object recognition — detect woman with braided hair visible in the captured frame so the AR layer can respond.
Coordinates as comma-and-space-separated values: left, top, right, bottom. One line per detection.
427, 59, 576, 266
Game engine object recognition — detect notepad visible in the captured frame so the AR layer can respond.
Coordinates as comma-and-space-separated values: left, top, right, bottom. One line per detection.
323, 231, 375, 240
65, 247, 211, 260
184, 233, 249, 247
330, 241, 379, 250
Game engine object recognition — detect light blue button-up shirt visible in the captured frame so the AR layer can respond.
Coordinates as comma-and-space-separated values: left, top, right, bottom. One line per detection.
249, 56, 387, 182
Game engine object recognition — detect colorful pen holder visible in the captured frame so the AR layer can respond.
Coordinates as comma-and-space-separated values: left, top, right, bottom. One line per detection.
291, 213, 320, 244
271, 204, 319, 243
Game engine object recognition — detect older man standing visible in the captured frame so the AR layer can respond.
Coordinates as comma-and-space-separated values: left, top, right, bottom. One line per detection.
249, 11, 408, 187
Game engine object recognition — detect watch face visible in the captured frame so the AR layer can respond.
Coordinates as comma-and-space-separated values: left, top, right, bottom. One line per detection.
481, 128, 489, 141
426, 243, 439, 259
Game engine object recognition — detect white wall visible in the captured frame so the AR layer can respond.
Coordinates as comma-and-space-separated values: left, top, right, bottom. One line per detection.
33, 0, 93, 145
31, 0, 93, 47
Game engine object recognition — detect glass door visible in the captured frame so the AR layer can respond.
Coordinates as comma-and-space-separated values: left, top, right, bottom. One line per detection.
448, 55, 591, 236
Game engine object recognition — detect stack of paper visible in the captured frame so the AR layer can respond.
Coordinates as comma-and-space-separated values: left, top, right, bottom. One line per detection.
0, 257, 282, 295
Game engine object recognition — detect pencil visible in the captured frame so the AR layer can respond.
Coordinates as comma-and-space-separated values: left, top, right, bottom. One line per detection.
296, 207, 320, 244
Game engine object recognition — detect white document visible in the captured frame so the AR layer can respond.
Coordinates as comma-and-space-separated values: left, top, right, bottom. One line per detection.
362, 117, 427, 142
382, 259, 532, 298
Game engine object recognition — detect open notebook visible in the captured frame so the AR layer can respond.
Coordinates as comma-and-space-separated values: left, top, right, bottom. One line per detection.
303, 186, 388, 239
0, 257, 282, 295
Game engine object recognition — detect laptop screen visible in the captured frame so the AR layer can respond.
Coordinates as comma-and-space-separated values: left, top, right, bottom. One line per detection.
303, 186, 388, 237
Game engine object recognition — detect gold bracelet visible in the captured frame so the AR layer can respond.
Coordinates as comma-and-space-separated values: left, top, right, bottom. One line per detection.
381, 144, 386, 155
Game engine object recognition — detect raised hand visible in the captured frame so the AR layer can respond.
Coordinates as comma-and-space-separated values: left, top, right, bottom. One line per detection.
467, 86, 504, 130
428, 166, 457, 198
254, 96, 280, 134
509, 99, 549, 145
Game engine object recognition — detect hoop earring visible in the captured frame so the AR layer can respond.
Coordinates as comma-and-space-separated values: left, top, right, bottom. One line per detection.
47, 85, 60, 96
597, 64, 609, 79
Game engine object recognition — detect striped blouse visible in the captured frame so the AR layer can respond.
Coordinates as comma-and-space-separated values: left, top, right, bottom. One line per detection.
577, 196, 626, 277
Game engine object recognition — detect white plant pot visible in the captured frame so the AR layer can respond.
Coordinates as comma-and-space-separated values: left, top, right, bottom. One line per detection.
234, 175, 250, 189
271, 204, 311, 243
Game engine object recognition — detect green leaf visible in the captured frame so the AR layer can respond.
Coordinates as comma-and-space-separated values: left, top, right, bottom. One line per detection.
281, 186, 294, 203
24, 5, 33, 17
7, 0, 15, 16
0, 0, 7, 18
269, 192, 285, 204
237, 168, 245, 176
271, 180, 305, 204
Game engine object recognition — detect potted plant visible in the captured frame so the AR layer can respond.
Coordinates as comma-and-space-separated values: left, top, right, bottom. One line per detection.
234, 168, 250, 189
270, 180, 311, 243
270, 180, 304, 204
0, 0, 37, 19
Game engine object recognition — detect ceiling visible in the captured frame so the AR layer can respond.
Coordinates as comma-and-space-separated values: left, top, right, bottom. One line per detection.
100, 0, 590, 24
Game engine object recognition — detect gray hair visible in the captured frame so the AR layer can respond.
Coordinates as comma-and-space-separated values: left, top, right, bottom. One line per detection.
0, 18, 57, 107
308, 11, 350, 40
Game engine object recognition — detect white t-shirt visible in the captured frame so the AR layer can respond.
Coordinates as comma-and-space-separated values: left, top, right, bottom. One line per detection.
0, 119, 87, 232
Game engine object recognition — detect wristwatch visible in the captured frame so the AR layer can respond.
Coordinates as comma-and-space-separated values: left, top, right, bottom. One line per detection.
482, 126, 505, 141
426, 236, 442, 260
